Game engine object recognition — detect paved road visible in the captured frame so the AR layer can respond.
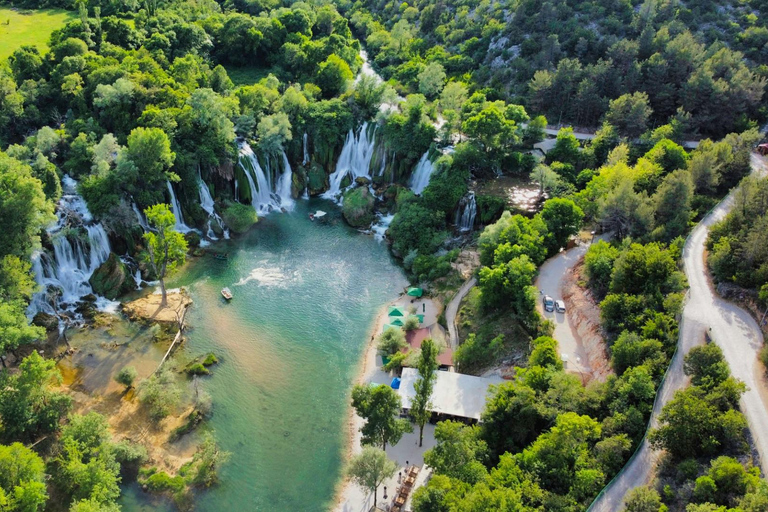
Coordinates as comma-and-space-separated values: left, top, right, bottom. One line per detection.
446, 277, 477, 350
533, 127, 700, 153
535, 244, 591, 375
590, 153, 768, 511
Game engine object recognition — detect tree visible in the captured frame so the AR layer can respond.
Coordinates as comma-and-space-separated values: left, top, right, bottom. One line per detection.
316, 54, 353, 99
351, 384, 411, 450
0, 152, 54, 260
622, 487, 667, 512
142, 204, 188, 307
481, 381, 544, 463
652, 169, 693, 241
411, 339, 438, 447
584, 240, 620, 298
257, 112, 292, 155
424, 421, 488, 483
540, 198, 584, 253
418, 62, 446, 99
547, 128, 581, 168
347, 447, 396, 508
478, 255, 537, 320
605, 92, 652, 139
0, 442, 48, 512
114, 367, 138, 389
684, 344, 729, 390
598, 180, 653, 240
377, 327, 406, 357
120, 127, 175, 206
137, 368, 181, 421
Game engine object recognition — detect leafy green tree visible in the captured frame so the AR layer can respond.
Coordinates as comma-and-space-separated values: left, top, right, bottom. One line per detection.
316, 54, 353, 99
377, 328, 406, 357
547, 128, 581, 168
584, 240, 620, 297
622, 487, 667, 512
610, 243, 679, 296
540, 198, 584, 253
0, 351, 72, 443
257, 112, 292, 155
598, 180, 654, 240
0, 442, 48, 512
114, 367, 138, 389
351, 384, 411, 450
424, 421, 488, 484
346, 447, 396, 508
481, 381, 544, 463
418, 62, 446, 99
142, 204, 188, 307
0, 152, 54, 260
411, 339, 438, 447
478, 255, 537, 319
684, 344, 730, 390
137, 368, 181, 421
605, 92, 652, 139
120, 128, 176, 207
652, 169, 693, 241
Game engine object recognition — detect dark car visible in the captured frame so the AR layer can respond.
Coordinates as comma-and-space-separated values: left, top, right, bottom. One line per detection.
543, 295, 555, 312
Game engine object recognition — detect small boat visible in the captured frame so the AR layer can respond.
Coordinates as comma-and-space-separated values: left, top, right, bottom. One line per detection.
221, 287, 233, 300
310, 210, 327, 221
214, 253, 228, 261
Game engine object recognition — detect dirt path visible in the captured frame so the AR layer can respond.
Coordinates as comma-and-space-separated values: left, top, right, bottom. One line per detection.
589, 153, 768, 511
446, 277, 477, 350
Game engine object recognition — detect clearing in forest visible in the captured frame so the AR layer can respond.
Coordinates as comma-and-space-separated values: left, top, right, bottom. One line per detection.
0, 7, 76, 60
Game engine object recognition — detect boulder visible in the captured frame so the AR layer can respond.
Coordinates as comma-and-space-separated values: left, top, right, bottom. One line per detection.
89, 253, 137, 299
342, 187, 375, 228
32, 312, 59, 332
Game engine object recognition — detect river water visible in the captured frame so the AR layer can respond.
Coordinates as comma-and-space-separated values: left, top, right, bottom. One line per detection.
120, 199, 407, 511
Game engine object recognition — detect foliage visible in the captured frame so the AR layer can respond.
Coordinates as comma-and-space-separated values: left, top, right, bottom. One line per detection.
411, 338, 438, 447
351, 384, 411, 450
377, 327, 406, 357
137, 369, 181, 421
0, 442, 47, 512
222, 202, 258, 234
114, 366, 137, 389
346, 447, 396, 508
142, 204, 188, 305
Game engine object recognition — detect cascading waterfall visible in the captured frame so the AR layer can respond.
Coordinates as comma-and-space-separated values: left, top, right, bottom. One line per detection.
409, 152, 435, 195
237, 142, 293, 215
28, 176, 114, 318
370, 213, 395, 242
323, 122, 377, 199
198, 169, 230, 240
456, 192, 477, 232
303, 133, 310, 165
166, 181, 194, 233
131, 202, 149, 232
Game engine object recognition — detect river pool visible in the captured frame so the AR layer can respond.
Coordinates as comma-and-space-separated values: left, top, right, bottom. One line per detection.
120, 198, 407, 511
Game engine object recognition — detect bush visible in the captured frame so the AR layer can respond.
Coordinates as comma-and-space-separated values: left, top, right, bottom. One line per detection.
377, 327, 406, 356
475, 195, 505, 225
404, 316, 420, 331
186, 363, 210, 376
115, 366, 137, 388
222, 203, 258, 234
137, 369, 181, 420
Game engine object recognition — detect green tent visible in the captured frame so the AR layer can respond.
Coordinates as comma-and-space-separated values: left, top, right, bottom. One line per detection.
407, 287, 423, 297
390, 318, 405, 326
388, 306, 405, 317
415, 314, 425, 324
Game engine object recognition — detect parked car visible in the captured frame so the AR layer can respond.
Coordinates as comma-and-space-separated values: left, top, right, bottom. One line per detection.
555, 300, 566, 313
543, 295, 555, 312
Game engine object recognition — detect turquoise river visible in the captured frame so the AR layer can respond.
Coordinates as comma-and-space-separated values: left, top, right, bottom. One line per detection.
120, 199, 407, 511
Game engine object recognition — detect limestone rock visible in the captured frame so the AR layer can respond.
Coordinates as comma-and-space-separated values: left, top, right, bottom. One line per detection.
342, 187, 375, 228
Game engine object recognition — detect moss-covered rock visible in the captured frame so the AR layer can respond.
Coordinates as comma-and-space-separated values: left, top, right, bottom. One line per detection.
32, 312, 59, 331
342, 187, 375, 228
222, 203, 258, 234
89, 253, 136, 299
307, 164, 327, 195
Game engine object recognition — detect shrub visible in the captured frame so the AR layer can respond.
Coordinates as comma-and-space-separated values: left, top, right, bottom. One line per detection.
222, 202, 258, 234
186, 363, 210, 376
377, 327, 406, 356
137, 369, 181, 420
114, 366, 137, 388
404, 316, 420, 331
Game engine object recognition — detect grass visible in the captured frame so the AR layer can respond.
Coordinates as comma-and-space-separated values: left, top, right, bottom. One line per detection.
0, 7, 76, 61
223, 65, 275, 86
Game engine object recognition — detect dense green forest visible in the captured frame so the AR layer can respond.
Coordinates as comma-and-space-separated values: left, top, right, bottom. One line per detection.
0, 0, 767, 510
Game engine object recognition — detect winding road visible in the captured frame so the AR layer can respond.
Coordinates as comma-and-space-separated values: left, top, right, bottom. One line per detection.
446, 277, 477, 350
589, 154, 768, 511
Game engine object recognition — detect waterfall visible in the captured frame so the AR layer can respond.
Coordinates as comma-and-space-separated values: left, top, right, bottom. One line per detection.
456, 192, 477, 232
276, 152, 294, 210
166, 181, 194, 233
323, 122, 377, 199
409, 152, 435, 195
28, 176, 115, 318
198, 170, 230, 239
132, 201, 149, 231
370, 213, 395, 242
303, 133, 310, 165
238, 142, 279, 215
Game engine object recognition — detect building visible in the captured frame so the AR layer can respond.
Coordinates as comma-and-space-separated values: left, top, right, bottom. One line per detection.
397, 368, 496, 422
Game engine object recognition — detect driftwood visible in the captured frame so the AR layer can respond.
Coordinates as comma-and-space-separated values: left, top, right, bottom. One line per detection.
151, 303, 189, 376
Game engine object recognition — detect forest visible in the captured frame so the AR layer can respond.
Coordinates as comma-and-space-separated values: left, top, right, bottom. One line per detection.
0, 0, 767, 510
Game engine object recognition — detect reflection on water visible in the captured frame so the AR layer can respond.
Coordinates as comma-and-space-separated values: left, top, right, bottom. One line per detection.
121, 199, 407, 512
476, 175, 544, 213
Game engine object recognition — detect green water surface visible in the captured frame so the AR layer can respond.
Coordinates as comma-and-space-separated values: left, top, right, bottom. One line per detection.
121, 199, 406, 511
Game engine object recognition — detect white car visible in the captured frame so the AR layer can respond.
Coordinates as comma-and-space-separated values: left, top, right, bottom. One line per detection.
555, 300, 566, 313
543, 295, 555, 312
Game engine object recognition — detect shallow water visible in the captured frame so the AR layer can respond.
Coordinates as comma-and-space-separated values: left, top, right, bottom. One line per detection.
120, 199, 407, 511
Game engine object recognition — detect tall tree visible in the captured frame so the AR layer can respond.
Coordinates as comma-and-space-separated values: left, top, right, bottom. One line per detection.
411, 339, 438, 447
142, 204, 188, 307
351, 384, 411, 450
347, 446, 396, 508
0, 442, 48, 511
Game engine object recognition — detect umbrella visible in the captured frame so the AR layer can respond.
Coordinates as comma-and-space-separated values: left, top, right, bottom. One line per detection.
407, 287, 423, 297
390, 318, 404, 326
388, 306, 405, 317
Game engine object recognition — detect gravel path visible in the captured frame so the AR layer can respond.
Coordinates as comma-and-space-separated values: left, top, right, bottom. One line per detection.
589, 153, 768, 511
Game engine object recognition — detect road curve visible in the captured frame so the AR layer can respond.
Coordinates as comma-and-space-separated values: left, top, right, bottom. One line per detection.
446, 277, 477, 350
590, 154, 768, 511
535, 244, 591, 375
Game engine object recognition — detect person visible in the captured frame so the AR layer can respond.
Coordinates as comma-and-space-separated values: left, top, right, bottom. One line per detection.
398, 471, 402, 483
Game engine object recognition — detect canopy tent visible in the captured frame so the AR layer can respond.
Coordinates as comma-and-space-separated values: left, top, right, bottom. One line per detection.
415, 314, 424, 324
390, 318, 405, 326
390, 377, 401, 389
388, 306, 405, 317
407, 287, 423, 297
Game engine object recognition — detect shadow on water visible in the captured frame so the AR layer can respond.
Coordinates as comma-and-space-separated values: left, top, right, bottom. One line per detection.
120, 199, 407, 512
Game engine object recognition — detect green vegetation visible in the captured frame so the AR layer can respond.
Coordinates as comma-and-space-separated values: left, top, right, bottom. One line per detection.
346, 447, 397, 509
0, 7, 76, 60
351, 383, 411, 450
143, 204, 188, 307
114, 366, 137, 389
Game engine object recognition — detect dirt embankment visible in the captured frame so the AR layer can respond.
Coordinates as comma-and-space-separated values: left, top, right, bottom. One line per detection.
561, 259, 612, 381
